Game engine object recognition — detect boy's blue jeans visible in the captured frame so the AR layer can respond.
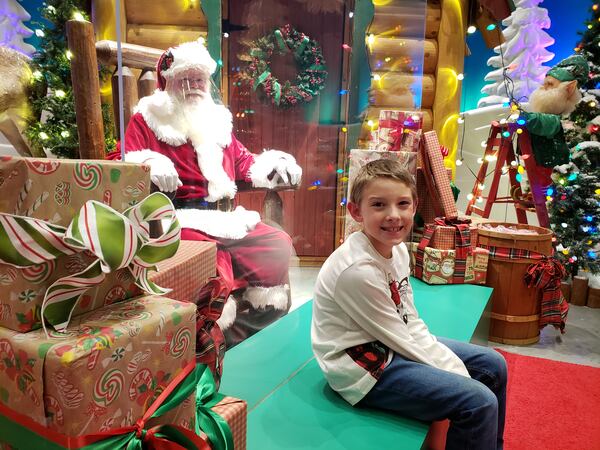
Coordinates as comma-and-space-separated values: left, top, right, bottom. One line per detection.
358, 338, 507, 450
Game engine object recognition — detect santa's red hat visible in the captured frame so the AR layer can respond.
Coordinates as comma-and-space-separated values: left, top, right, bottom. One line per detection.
156, 39, 217, 90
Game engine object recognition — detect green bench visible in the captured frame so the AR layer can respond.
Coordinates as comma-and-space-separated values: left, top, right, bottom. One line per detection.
220, 278, 493, 450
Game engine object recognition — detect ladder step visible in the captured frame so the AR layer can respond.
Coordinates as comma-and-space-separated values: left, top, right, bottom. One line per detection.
471, 206, 486, 216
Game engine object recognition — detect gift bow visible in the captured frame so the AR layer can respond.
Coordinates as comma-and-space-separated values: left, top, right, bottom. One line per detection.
524, 257, 569, 333
0, 192, 180, 333
195, 364, 235, 450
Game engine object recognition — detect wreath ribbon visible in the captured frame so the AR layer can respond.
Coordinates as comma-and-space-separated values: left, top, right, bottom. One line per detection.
273, 29, 289, 54
0, 192, 180, 333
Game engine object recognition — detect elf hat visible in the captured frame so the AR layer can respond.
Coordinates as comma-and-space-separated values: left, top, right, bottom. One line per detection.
156, 39, 217, 90
546, 54, 589, 88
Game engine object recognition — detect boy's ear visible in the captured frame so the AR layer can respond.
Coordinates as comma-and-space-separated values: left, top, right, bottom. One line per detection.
566, 80, 577, 97
347, 202, 363, 223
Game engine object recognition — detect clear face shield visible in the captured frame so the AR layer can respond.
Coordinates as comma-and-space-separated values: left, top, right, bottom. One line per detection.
164, 67, 223, 105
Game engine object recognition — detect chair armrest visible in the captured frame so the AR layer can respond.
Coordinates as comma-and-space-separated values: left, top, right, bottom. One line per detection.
236, 181, 300, 193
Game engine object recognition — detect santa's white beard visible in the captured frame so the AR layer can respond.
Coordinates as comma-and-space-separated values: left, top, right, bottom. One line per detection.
172, 94, 233, 147
529, 82, 582, 116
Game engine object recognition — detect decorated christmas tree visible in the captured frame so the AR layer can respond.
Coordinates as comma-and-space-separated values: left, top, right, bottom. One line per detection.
24, 0, 114, 159
478, 0, 554, 107
547, 1, 600, 276
0, 0, 35, 55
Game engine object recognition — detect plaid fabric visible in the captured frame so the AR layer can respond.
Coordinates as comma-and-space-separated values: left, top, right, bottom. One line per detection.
423, 131, 458, 217
151, 240, 217, 303
479, 245, 546, 261
345, 342, 389, 379
429, 220, 479, 250
196, 319, 226, 390
416, 168, 437, 224
479, 244, 569, 333
212, 397, 247, 450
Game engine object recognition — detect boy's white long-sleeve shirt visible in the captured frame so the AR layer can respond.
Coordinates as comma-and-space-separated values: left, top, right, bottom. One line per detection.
311, 231, 470, 405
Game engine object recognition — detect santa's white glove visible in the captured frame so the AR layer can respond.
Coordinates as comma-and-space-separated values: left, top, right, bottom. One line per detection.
273, 157, 302, 186
124, 150, 182, 192
250, 149, 302, 188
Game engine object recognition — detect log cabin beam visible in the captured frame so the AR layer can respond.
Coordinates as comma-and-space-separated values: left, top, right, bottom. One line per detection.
126, 24, 207, 50
368, 38, 438, 74
369, 0, 441, 39
96, 40, 163, 70
66, 19, 106, 160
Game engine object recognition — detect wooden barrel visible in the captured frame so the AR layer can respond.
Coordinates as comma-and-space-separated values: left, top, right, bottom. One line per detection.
477, 223, 554, 345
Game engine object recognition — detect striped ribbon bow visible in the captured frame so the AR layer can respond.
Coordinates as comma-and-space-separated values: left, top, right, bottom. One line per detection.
0, 192, 180, 334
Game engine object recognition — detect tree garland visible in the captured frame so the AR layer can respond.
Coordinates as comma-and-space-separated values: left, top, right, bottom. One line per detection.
242, 24, 327, 108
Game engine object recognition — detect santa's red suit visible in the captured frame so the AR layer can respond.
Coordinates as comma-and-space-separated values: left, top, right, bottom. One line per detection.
116, 40, 301, 347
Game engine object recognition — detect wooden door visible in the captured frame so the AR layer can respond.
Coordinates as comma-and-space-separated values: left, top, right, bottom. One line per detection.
225, 0, 347, 258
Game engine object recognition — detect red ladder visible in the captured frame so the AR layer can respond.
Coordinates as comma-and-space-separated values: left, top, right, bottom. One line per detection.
465, 121, 550, 228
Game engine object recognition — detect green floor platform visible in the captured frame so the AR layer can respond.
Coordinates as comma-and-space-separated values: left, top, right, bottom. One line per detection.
220, 278, 493, 450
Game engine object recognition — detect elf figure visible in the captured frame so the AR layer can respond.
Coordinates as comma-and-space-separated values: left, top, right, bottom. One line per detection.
522, 54, 589, 185
116, 39, 302, 347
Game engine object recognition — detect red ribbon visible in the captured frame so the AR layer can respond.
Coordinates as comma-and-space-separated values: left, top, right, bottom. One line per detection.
379, 118, 404, 151
0, 361, 210, 449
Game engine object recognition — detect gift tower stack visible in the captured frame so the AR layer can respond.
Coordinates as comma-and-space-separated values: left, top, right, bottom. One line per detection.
0, 157, 246, 449
409, 132, 490, 285
347, 110, 489, 286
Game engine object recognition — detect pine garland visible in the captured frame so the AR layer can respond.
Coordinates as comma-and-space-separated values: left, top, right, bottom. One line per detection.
240, 24, 327, 108
25, 0, 115, 159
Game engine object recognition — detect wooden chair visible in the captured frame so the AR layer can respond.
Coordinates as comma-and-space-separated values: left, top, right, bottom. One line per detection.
66, 19, 291, 228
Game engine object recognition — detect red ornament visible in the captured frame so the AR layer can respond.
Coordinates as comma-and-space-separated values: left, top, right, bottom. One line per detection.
590, 124, 600, 134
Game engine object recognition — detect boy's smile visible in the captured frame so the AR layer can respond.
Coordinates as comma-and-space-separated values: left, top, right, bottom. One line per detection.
348, 177, 416, 258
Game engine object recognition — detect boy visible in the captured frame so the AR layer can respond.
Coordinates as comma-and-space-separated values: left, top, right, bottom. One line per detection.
311, 159, 507, 450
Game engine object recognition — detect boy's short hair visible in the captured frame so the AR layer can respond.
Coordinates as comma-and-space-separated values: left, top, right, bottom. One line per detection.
350, 159, 417, 205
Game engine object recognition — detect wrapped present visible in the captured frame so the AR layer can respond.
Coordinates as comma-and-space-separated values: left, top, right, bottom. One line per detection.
410, 243, 489, 285
0, 192, 180, 332
212, 397, 247, 450
416, 166, 454, 226
344, 149, 417, 237
422, 131, 458, 218
429, 217, 479, 250
0, 157, 150, 226
0, 362, 211, 449
0, 295, 197, 437
150, 241, 223, 386
376, 110, 423, 153
412, 219, 488, 285
196, 364, 247, 450
151, 240, 217, 304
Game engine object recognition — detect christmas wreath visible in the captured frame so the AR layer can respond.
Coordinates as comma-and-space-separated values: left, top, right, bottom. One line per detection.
242, 24, 327, 108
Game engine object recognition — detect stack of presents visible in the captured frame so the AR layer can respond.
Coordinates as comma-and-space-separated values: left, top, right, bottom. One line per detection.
0, 157, 246, 449
346, 110, 490, 286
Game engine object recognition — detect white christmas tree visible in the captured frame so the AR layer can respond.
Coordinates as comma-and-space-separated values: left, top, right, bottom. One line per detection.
478, 0, 554, 108
0, 0, 35, 56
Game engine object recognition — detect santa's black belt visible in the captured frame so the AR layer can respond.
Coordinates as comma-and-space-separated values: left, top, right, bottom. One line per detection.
172, 197, 235, 212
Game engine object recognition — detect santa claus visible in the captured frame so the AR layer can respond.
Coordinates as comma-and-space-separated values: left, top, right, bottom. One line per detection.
119, 39, 302, 346
522, 54, 589, 185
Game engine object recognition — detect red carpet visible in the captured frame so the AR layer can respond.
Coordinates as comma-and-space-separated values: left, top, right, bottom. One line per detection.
498, 350, 600, 450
